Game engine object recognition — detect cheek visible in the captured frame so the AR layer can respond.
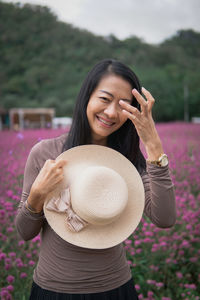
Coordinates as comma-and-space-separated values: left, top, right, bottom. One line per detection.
87, 99, 98, 116
86, 101, 94, 121
119, 111, 128, 125
86, 101, 100, 127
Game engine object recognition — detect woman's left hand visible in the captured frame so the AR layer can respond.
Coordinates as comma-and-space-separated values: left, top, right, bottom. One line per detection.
119, 87, 164, 160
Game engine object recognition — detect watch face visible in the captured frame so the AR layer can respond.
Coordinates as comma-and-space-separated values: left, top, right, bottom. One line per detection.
160, 155, 168, 167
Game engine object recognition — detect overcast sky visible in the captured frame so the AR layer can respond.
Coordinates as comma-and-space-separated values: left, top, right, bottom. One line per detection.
3, 0, 200, 44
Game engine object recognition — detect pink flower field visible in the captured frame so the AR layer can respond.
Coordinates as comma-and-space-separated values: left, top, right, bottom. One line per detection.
0, 123, 200, 300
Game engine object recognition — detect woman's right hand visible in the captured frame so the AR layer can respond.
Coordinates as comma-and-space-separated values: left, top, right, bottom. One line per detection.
27, 159, 67, 212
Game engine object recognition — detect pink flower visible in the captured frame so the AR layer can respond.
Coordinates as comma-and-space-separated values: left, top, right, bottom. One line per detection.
150, 265, 159, 271
151, 244, 159, 252
132, 263, 136, 267
147, 291, 154, 297
20, 272, 27, 278
186, 224, 192, 230
0, 253, 6, 261
18, 240, 25, 246
0, 289, 10, 298
0, 210, 5, 217
8, 252, 16, 258
6, 190, 13, 197
135, 284, 140, 290
156, 282, 164, 288
5, 258, 11, 264
181, 240, 190, 248
184, 283, 196, 289
176, 272, 183, 279
145, 231, 153, 237
147, 279, 156, 285
29, 260, 35, 266
6, 275, 15, 284
6, 227, 14, 233
134, 240, 141, 246
189, 284, 196, 290
5, 264, 12, 270
32, 235, 41, 243
190, 257, 198, 262
136, 248, 142, 254
6, 285, 14, 292
17, 262, 24, 268
160, 241, 167, 247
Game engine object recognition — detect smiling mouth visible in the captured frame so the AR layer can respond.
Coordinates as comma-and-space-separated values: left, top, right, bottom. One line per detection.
96, 116, 115, 127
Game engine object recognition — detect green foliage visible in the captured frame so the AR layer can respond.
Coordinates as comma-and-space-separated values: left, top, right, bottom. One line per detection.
0, 2, 200, 121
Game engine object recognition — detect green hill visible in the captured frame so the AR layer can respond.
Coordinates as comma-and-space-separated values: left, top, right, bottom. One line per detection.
0, 1, 200, 121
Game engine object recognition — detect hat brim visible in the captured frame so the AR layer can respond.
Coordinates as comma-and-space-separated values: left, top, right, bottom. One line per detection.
44, 145, 144, 249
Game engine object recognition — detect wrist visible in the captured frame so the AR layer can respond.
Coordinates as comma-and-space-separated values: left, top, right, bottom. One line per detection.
27, 190, 45, 213
146, 147, 164, 161
25, 199, 43, 214
145, 139, 164, 161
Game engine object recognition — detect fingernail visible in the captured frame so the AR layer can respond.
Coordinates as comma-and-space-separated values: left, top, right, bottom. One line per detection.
119, 100, 124, 104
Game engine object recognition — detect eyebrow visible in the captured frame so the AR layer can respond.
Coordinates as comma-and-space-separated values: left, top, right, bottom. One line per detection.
99, 90, 132, 103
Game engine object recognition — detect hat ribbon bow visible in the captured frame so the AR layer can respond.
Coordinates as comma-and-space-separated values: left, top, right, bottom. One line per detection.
46, 188, 88, 232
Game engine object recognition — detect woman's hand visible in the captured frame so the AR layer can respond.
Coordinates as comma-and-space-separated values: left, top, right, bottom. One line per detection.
28, 159, 67, 212
119, 87, 164, 160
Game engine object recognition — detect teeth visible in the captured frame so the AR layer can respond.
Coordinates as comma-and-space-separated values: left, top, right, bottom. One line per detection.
98, 117, 113, 126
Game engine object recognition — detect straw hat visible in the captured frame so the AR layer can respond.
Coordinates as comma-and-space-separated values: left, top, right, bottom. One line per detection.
43, 145, 145, 249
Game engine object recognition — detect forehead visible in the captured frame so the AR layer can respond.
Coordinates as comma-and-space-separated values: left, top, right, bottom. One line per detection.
95, 75, 132, 98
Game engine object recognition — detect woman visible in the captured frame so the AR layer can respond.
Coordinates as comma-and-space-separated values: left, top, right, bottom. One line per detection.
15, 59, 176, 299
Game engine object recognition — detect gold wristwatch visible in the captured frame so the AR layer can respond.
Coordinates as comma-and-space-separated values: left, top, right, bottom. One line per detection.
147, 153, 169, 167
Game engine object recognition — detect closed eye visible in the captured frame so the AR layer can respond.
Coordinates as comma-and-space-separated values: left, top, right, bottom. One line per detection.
99, 97, 110, 102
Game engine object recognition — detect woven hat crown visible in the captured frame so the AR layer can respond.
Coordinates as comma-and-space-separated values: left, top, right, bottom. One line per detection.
71, 166, 128, 226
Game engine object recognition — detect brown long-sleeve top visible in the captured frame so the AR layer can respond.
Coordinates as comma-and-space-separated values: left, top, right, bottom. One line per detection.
15, 132, 176, 294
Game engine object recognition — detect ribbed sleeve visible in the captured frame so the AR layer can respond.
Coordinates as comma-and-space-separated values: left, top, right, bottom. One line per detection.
142, 162, 176, 228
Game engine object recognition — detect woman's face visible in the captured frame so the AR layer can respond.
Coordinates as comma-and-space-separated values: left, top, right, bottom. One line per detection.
86, 74, 133, 145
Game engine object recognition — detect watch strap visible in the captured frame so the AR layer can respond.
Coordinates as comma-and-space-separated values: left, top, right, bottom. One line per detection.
146, 154, 168, 167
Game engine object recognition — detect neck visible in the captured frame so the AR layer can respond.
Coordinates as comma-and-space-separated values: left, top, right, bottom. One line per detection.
91, 137, 107, 146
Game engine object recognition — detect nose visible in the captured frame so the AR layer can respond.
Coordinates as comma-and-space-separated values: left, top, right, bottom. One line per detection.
104, 103, 118, 119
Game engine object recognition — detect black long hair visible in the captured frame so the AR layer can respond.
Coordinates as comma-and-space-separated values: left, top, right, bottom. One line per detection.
62, 59, 146, 174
